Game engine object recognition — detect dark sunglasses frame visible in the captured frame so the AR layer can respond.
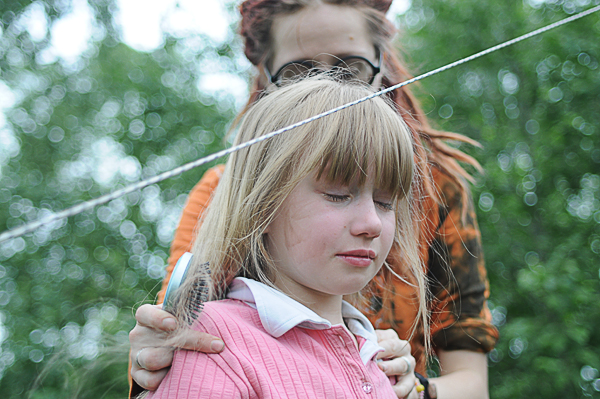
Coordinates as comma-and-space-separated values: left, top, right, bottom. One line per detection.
266, 50, 383, 85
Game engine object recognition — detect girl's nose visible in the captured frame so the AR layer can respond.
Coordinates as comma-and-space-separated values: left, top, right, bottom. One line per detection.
350, 198, 383, 238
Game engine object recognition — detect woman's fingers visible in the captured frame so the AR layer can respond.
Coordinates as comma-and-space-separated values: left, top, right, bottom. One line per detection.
130, 364, 171, 391
375, 328, 398, 342
132, 304, 224, 352
129, 303, 225, 390
374, 329, 418, 399
177, 329, 225, 353
393, 376, 419, 399
375, 329, 411, 361
133, 345, 175, 372
135, 304, 177, 332
378, 354, 414, 376
390, 366, 418, 399
129, 344, 175, 390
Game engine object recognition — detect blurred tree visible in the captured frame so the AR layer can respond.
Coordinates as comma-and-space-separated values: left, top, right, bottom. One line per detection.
0, 0, 240, 397
395, 0, 600, 397
0, 0, 599, 398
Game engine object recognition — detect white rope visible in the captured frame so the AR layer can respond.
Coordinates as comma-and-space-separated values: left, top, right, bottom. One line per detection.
1, 5, 599, 244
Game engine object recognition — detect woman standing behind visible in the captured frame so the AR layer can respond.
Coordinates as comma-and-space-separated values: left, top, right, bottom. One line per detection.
130, 1, 499, 398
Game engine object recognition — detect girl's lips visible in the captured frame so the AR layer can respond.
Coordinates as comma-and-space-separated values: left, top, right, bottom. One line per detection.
337, 249, 376, 267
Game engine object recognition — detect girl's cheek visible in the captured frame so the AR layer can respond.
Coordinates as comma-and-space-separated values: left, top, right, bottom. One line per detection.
383, 217, 397, 242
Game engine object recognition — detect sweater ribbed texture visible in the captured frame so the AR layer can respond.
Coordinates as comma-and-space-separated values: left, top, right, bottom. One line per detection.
147, 299, 396, 398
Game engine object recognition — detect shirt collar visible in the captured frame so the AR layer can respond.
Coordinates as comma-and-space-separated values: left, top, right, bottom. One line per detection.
227, 277, 384, 364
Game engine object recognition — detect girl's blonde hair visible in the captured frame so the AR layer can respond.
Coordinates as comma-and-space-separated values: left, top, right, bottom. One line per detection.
172, 76, 428, 347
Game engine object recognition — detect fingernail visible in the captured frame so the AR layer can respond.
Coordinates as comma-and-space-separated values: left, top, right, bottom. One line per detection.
378, 363, 387, 372
163, 318, 177, 330
211, 340, 224, 352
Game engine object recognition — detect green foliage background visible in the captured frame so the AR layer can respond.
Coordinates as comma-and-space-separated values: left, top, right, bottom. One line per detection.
0, 0, 598, 398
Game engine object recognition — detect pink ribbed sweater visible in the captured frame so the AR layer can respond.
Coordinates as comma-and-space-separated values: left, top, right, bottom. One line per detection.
146, 285, 396, 398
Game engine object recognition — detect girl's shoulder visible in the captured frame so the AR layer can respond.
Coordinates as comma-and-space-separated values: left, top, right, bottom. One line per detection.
192, 299, 264, 336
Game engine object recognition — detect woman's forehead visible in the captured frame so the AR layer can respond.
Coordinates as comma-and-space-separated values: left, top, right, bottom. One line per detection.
269, 4, 376, 71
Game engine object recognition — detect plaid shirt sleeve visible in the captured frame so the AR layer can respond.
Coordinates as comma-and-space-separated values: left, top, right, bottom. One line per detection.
426, 169, 499, 353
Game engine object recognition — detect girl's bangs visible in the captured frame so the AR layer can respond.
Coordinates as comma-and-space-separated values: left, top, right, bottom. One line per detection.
311, 100, 411, 201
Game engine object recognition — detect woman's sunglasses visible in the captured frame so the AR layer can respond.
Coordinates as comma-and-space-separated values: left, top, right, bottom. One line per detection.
266, 51, 383, 85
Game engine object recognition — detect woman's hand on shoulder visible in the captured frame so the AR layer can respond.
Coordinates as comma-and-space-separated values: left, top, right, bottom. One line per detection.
375, 329, 419, 399
129, 304, 224, 390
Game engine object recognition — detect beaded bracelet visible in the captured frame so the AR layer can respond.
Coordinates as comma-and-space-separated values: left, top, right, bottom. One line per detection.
415, 380, 425, 398
415, 372, 437, 399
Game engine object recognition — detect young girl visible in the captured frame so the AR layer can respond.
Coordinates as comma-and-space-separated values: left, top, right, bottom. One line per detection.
145, 77, 427, 398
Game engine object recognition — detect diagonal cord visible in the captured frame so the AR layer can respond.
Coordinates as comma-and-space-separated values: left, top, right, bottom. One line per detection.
1, 5, 599, 244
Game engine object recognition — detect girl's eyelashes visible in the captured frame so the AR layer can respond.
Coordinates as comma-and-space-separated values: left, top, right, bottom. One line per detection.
375, 201, 394, 211
374, 189, 395, 212
323, 192, 394, 211
323, 193, 350, 202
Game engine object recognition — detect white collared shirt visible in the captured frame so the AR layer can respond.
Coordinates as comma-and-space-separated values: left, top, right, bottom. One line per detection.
227, 277, 384, 364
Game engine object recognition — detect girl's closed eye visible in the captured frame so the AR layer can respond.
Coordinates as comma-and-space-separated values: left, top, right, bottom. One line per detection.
323, 192, 394, 211
374, 191, 395, 211
323, 193, 350, 202
375, 200, 394, 212
318, 180, 351, 203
